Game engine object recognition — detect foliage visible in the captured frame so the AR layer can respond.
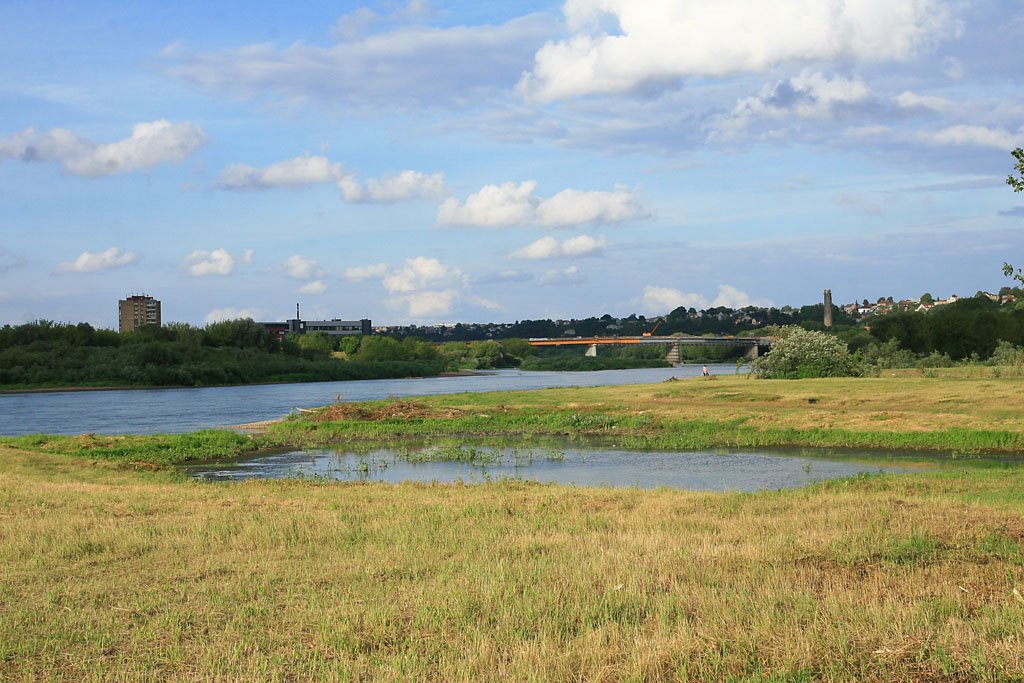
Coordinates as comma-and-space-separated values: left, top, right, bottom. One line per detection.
1009, 147, 1024, 193
868, 295, 1024, 360
750, 326, 859, 379
0, 321, 444, 389
1003, 148, 1024, 286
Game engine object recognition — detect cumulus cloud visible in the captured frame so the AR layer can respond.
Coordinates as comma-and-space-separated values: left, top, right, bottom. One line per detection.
216, 154, 444, 202
204, 307, 262, 324
511, 234, 606, 259
339, 169, 447, 202
55, 247, 138, 274
164, 14, 552, 109
382, 256, 465, 293
218, 155, 342, 190
382, 258, 466, 317
641, 286, 708, 314
298, 280, 327, 295
344, 263, 389, 281
640, 284, 764, 314
521, 0, 958, 101
283, 255, 323, 280
389, 289, 460, 317
712, 71, 872, 139
438, 181, 644, 228
538, 265, 584, 286
184, 248, 236, 276
0, 120, 206, 177
894, 90, 952, 112
350, 256, 494, 319
923, 125, 1024, 149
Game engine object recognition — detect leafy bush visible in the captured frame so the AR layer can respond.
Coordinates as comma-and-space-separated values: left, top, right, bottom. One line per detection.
751, 326, 858, 379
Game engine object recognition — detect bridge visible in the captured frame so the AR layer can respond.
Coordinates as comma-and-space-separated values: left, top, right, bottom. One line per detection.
527, 335, 772, 362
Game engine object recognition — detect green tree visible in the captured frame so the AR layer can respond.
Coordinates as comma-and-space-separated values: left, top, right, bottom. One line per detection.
920, 292, 933, 305
296, 331, 334, 359
751, 326, 859, 379
1004, 148, 1024, 285
500, 338, 536, 361
1009, 147, 1024, 193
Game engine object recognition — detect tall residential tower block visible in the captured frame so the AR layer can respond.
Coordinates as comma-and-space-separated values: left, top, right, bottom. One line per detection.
119, 294, 161, 333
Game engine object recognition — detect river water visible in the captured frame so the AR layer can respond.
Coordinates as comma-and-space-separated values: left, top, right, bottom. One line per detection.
0, 364, 732, 436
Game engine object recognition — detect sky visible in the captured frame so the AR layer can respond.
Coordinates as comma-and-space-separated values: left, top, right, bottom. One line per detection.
0, 0, 1022, 328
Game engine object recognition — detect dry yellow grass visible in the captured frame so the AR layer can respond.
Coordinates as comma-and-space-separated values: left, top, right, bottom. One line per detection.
1, 442, 1022, 681
429, 374, 1024, 435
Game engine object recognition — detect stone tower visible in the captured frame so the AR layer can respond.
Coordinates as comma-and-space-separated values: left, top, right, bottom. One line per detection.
823, 289, 833, 327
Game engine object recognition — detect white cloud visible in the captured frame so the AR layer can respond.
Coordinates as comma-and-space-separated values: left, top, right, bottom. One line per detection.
511, 234, 606, 259
924, 125, 1024, 149
640, 284, 764, 314
843, 125, 893, 139
711, 284, 757, 309
365, 256, 494, 319
712, 71, 872, 139
511, 236, 560, 259
344, 263, 389, 281
339, 169, 447, 202
165, 14, 551, 109
894, 90, 951, 112
215, 154, 444, 202
538, 265, 584, 286
521, 0, 957, 101
204, 307, 262, 324
55, 247, 138, 274
298, 280, 327, 295
438, 181, 644, 228
388, 289, 460, 317
218, 155, 342, 190
382, 256, 464, 293
332, 7, 379, 40
641, 286, 708, 314
465, 294, 501, 310
941, 56, 964, 80
283, 255, 323, 280
0, 120, 207, 177
184, 248, 235, 276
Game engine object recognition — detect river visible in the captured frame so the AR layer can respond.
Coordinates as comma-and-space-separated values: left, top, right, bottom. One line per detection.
0, 364, 734, 436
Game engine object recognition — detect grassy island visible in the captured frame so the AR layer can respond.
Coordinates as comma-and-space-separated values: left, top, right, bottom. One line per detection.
2, 374, 1023, 680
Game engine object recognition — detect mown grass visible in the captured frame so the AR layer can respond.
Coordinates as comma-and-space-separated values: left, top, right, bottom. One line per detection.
1, 446, 1022, 681
2, 374, 1024, 679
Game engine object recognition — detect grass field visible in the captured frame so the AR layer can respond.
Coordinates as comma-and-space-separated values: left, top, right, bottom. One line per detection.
1, 374, 1023, 680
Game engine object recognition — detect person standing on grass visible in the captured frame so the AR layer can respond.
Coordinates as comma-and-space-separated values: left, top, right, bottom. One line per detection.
702, 365, 709, 378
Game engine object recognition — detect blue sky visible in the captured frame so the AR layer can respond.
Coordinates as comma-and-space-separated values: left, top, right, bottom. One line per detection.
1, 0, 1022, 327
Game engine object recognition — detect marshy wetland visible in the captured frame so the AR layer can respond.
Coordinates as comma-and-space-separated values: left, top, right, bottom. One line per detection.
2, 373, 1023, 680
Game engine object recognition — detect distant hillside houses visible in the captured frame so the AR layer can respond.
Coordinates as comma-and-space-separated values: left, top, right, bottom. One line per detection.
849, 291, 1019, 318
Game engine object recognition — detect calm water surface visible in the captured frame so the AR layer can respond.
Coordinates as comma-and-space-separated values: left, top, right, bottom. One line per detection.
0, 365, 730, 436
186, 445, 928, 492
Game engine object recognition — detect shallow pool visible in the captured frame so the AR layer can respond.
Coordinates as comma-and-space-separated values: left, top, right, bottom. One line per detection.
185, 444, 938, 492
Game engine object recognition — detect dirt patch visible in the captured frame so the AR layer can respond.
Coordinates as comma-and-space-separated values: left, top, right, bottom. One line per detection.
308, 399, 467, 423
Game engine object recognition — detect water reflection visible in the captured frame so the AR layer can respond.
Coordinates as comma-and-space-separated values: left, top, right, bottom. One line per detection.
186, 444, 933, 492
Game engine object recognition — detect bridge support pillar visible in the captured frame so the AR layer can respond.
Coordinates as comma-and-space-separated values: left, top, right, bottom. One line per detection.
585, 343, 598, 357
665, 342, 681, 364
745, 344, 760, 359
